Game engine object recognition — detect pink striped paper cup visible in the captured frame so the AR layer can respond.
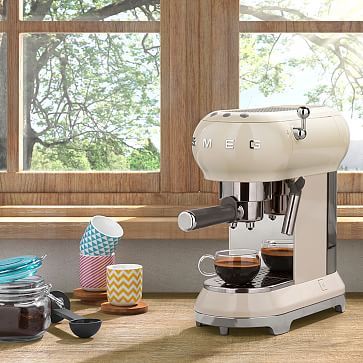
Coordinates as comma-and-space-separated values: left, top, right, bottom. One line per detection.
80, 253, 115, 291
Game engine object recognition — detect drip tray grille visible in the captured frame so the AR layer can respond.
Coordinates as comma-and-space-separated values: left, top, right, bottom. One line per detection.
203, 267, 293, 294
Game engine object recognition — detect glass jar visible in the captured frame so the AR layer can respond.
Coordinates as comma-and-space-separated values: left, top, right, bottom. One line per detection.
0, 276, 51, 342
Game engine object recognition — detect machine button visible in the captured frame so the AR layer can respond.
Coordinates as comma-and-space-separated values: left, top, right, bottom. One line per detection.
240, 113, 249, 118
318, 279, 328, 291
223, 113, 231, 117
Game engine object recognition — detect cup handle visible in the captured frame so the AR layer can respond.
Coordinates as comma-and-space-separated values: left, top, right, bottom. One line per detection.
198, 254, 217, 277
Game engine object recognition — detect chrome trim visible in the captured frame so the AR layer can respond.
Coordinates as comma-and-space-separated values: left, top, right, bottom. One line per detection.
281, 193, 301, 235
178, 211, 196, 232
327, 172, 337, 274
195, 294, 345, 336
239, 201, 264, 222
264, 180, 290, 215
220, 182, 270, 202
293, 106, 310, 140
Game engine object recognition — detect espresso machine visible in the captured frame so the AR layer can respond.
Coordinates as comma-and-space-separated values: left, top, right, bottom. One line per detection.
178, 105, 350, 335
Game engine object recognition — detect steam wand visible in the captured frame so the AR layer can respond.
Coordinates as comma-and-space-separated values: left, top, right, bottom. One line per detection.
281, 177, 305, 235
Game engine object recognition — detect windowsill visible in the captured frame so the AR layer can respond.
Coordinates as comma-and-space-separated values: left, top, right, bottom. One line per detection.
0, 206, 361, 240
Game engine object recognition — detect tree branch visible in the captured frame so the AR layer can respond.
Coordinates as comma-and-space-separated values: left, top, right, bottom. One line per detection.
74, 0, 159, 20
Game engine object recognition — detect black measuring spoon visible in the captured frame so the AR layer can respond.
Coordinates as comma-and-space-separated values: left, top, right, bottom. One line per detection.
50, 290, 102, 338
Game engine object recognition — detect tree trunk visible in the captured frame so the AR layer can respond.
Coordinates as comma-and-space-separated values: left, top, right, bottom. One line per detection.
23, 36, 40, 170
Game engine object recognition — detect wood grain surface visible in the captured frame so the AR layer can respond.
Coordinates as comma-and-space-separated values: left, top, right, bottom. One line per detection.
0, 294, 362, 363
0, 215, 360, 240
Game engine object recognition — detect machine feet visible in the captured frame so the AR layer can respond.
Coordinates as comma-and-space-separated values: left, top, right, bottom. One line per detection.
268, 322, 291, 336
195, 294, 345, 336
219, 327, 229, 336
335, 303, 345, 313
196, 321, 203, 327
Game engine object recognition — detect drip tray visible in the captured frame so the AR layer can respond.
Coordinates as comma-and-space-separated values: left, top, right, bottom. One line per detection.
203, 267, 293, 294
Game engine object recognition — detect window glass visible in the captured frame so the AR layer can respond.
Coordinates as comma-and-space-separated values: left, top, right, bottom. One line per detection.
23, 0, 160, 21
240, 33, 363, 170
240, 1, 363, 21
23, 33, 160, 171
0, 0, 6, 20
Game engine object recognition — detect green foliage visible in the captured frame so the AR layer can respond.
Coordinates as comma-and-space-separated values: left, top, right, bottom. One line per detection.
19, 0, 363, 172
240, 32, 363, 119
25, 31, 160, 171
129, 139, 160, 171
24, 0, 160, 21
21, 1, 161, 171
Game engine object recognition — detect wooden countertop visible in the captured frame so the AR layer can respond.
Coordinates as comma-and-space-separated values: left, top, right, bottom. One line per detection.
1, 293, 362, 362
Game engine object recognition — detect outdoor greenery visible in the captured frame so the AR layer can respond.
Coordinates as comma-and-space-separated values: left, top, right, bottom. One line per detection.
0, 1, 361, 170
239, 0, 363, 170
0, 0, 161, 171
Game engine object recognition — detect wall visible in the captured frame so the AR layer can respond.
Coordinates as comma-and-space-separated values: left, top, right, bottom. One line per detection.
0, 237, 361, 292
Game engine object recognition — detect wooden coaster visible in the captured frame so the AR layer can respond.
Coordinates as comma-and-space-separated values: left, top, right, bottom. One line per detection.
100, 301, 149, 315
73, 288, 107, 302
80, 300, 105, 306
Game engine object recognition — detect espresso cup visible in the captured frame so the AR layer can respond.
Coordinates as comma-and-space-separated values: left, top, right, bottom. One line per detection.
261, 240, 293, 273
106, 264, 143, 306
198, 249, 260, 285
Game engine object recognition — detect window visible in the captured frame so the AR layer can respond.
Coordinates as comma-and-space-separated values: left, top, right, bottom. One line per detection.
1, 0, 237, 210
239, 0, 363, 21
22, 0, 160, 21
22, 32, 160, 171
240, 0, 363, 201
0, 0, 361, 218
0, 0, 164, 204
239, 33, 363, 170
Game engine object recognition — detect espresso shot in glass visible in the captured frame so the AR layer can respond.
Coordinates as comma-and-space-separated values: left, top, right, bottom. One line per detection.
198, 249, 260, 286
261, 240, 293, 273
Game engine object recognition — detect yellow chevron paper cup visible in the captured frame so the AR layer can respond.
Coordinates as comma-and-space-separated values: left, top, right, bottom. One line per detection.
107, 264, 143, 306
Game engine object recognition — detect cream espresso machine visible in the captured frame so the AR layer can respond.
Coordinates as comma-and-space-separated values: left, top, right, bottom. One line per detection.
178, 106, 349, 335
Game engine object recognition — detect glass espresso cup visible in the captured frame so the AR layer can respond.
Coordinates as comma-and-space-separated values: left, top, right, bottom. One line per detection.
261, 240, 293, 273
198, 249, 260, 285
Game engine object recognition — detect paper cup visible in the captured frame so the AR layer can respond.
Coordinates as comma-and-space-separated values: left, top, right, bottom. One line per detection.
107, 264, 143, 306
80, 253, 115, 291
80, 215, 123, 256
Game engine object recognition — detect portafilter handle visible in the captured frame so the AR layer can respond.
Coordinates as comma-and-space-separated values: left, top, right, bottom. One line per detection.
178, 197, 239, 232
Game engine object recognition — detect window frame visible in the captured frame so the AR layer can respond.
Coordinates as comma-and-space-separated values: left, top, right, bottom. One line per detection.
0, 0, 360, 213
238, 15, 363, 203
3, 1, 163, 200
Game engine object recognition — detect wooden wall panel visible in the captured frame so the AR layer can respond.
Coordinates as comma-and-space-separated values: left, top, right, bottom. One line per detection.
0, 1, 362, 208
19, 21, 160, 33
0, 192, 219, 206
0, 172, 160, 193
199, 0, 240, 193
338, 193, 363, 205
239, 21, 363, 33
160, 0, 200, 192
338, 172, 363, 193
